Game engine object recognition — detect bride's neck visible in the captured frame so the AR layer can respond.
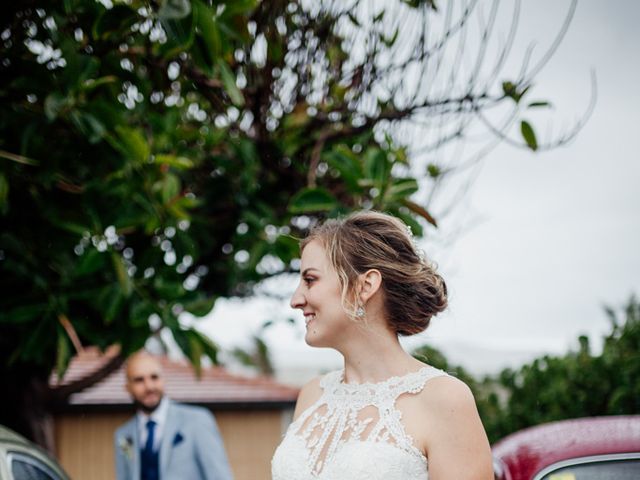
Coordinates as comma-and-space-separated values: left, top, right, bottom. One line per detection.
337, 329, 422, 384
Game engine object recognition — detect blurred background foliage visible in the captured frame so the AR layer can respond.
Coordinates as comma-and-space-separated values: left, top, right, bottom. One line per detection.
1, 0, 589, 447
415, 295, 640, 443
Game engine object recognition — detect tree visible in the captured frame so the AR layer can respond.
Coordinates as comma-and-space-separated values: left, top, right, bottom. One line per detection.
0, 0, 586, 450
481, 295, 640, 443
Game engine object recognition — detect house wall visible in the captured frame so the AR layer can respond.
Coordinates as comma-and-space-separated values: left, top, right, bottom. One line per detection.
54, 408, 291, 480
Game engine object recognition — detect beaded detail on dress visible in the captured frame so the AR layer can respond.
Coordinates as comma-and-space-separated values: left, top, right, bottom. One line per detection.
271, 365, 448, 480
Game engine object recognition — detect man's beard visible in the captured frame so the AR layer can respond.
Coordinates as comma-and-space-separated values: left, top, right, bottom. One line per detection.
133, 394, 163, 414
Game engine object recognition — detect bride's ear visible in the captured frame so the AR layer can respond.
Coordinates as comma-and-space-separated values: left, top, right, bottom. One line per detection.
357, 269, 382, 303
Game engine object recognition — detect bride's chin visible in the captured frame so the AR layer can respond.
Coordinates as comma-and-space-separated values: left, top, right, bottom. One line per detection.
304, 329, 325, 348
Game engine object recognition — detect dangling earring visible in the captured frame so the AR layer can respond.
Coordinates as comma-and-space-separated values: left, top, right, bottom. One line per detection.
356, 305, 365, 317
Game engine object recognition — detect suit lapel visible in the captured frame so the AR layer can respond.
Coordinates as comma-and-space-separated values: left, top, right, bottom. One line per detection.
159, 400, 179, 476
119, 418, 140, 480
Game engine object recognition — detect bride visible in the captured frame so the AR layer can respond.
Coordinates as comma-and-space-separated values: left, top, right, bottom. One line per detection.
272, 211, 493, 479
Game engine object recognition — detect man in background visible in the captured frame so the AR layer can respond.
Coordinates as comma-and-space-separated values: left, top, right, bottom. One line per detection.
114, 351, 233, 480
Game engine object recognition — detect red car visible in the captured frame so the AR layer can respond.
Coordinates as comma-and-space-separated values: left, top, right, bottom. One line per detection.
492, 415, 640, 479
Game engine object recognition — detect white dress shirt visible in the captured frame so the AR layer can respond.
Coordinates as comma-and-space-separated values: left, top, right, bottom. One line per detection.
136, 396, 169, 451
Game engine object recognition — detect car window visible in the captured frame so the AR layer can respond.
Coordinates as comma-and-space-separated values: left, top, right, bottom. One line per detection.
540, 458, 640, 480
8, 452, 63, 480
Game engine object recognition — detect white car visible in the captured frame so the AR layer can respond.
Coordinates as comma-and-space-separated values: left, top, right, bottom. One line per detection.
0, 425, 70, 480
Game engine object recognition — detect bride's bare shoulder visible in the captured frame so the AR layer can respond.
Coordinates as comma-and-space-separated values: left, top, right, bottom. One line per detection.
420, 374, 475, 406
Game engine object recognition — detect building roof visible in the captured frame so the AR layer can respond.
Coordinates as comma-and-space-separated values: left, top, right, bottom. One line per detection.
50, 346, 299, 412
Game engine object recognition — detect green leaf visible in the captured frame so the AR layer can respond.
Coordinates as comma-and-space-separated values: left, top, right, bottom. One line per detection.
427, 164, 441, 178
70, 111, 106, 143
247, 240, 268, 271
502, 81, 516, 98
401, 199, 437, 227
44, 93, 71, 121
114, 126, 150, 164
194, 0, 221, 64
46, 216, 89, 235
170, 326, 189, 353
59, 41, 100, 87
364, 148, 389, 187
172, 328, 219, 376
160, 173, 181, 204
382, 28, 399, 47
191, 328, 219, 365
111, 253, 133, 297
519, 85, 532, 100
236, 138, 258, 165
183, 296, 217, 317
274, 234, 300, 262
502, 81, 531, 103
288, 187, 339, 213
154, 154, 195, 170
154, 278, 186, 301
520, 120, 538, 151
158, 13, 195, 58
325, 145, 363, 191
99, 285, 125, 325
56, 327, 72, 378
347, 13, 361, 27
0, 172, 8, 214
75, 249, 107, 277
159, 0, 192, 19
168, 197, 198, 219
220, 0, 258, 18
231, 348, 253, 366
63, 0, 82, 15
387, 178, 419, 200
0, 304, 47, 324
394, 209, 424, 237
528, 101, 552, 108
130, 301, 155, 327
217, 60, 244, 107
187, 331, 204, 376
394, 146, 408, 164
403, 0, 438, 10
80, 76, 118, 92
92, 5, 138, 40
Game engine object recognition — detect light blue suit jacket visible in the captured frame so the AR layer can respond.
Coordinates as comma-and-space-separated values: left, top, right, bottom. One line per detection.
114, 400, 233, 480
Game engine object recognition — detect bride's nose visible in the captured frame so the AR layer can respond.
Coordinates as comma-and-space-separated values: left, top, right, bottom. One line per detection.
290, 284, 305, 309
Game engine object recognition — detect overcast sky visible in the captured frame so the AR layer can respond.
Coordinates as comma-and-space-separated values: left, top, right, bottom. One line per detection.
197, 0, 640, 380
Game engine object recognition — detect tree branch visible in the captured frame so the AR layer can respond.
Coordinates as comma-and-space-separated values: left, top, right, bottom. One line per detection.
49, 346, 125, 404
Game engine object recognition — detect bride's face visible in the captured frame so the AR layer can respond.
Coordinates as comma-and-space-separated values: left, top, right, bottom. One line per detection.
290, 240, 353, 348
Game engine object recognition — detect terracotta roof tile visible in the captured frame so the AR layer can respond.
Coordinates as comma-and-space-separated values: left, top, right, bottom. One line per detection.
50, 347, 298, 408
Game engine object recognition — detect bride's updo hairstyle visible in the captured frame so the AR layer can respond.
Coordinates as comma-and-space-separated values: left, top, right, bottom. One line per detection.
301, 211, 448, 335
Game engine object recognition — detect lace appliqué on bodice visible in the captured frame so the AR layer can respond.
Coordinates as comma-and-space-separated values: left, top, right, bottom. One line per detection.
272, 366, 448, 480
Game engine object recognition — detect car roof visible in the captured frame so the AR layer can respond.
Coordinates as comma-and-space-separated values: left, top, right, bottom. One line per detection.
0, 425, 30, 446
0, 425, 71, 480
492, 415, 640, 479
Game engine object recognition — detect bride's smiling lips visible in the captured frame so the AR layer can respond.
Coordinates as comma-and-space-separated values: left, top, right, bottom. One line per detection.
304, 312, 316, 326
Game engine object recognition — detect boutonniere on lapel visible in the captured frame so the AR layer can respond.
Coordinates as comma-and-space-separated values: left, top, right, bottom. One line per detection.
119, 436, 134, 460
172, 432, 184, 446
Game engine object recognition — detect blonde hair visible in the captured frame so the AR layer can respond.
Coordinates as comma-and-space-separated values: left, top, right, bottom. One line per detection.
301, 211, 447, 335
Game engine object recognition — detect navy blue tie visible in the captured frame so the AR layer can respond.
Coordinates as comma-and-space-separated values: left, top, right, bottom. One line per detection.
144, 419, 156, 454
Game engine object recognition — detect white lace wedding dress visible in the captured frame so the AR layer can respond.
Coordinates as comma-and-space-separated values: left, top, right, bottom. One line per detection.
271, 365, 448, 480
